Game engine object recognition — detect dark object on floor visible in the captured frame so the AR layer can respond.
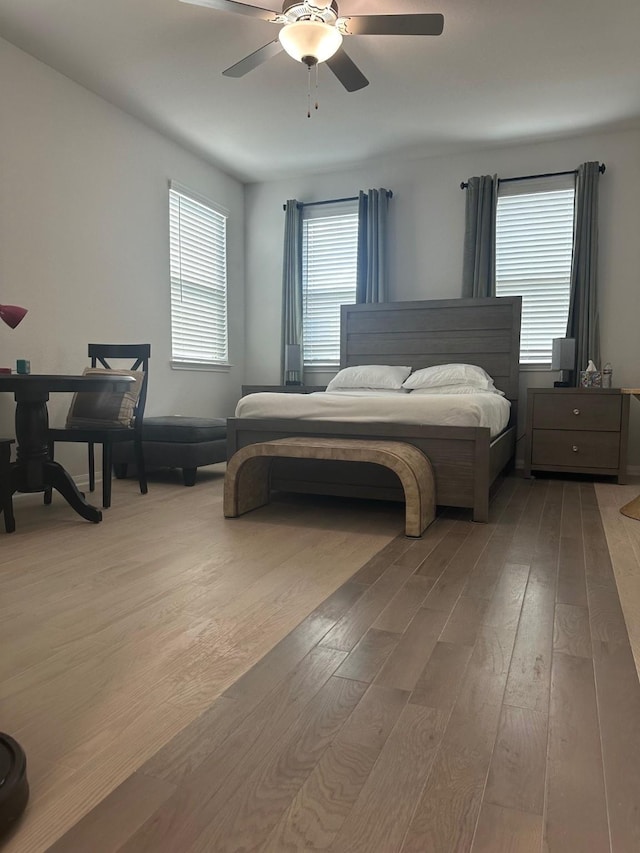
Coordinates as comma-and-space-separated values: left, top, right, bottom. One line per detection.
0, 439, 15, 533
0, 733, 29, 837
46, 343, 151, 508
113, 416, 227, 486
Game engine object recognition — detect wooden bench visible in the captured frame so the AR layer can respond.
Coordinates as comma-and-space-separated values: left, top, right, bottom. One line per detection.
224, 437, 436, 538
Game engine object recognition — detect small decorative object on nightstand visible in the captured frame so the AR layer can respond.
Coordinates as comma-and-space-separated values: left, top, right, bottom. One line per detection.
524, 387, 629, 483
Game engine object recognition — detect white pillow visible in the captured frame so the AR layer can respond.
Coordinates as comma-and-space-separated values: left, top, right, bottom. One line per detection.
326, 364, 412, 392
403, 363, 495, 391
409, 384, 505, 396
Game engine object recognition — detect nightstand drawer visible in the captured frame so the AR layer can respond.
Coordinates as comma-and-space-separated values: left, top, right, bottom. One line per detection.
533, 393, 621, 431
531, 430, 620, 469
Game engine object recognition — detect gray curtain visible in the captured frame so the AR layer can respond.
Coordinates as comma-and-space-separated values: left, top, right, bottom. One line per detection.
281, 199, 303, 383
462, 174, 498, 298
567, 161, 601, 379
356, 188, 390, 303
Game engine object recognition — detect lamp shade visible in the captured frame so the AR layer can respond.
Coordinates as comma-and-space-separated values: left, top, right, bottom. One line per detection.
551, 337, 576, 371
0, 304, 28, 330
278, 20, 343, 64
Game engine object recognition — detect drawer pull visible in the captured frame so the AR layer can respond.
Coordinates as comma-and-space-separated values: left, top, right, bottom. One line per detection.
572, 445, 579, 452
573, 408, 580, 415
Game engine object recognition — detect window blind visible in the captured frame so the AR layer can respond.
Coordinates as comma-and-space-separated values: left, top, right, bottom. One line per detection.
169, 184, 228, 365
302, 202, 358, 367
495, 175, 575, 365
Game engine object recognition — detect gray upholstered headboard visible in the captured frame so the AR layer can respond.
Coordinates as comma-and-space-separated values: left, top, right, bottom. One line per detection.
340, 296, 522, 401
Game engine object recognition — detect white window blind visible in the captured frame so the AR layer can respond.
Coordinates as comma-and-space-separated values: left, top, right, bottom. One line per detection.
495, 175, 575, 365
302, 201, 358, 367
169, 182, 228, 365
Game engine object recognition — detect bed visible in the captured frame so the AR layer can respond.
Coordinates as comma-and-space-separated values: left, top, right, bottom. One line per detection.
227, 296, 522, 522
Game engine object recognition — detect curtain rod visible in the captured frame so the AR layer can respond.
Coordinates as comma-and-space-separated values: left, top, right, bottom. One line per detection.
282, 190, 393, 211
459, 163, 606, 190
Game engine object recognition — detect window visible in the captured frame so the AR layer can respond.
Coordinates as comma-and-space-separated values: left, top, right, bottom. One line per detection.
169, 182, 228, 366
495, 175, 575, 365
302, 201, 359, 367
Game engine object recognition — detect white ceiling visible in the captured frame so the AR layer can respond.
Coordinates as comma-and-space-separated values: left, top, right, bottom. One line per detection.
1, 0, 639, 183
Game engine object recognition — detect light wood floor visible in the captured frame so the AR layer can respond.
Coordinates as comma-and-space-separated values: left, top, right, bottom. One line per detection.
3, 471, 640, 852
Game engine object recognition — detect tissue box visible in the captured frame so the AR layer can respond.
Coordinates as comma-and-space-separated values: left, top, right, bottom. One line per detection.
580, 370, 602, 388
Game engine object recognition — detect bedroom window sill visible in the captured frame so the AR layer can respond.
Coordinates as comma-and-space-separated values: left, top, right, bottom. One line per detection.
519, 363, 553, 372
171, 361, 232, 372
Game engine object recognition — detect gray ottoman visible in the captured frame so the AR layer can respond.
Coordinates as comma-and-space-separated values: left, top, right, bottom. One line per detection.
113, 416, 227, 486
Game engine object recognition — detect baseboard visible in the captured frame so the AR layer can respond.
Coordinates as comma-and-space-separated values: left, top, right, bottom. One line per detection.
12, 474, 96, 501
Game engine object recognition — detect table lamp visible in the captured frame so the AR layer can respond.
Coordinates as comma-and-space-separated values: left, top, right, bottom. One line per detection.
285, 343, 302, 386
551, 337, 576, 387
0, 305, 28, 330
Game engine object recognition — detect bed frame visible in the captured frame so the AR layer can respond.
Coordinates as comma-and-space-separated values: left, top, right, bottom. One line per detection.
227, 296, 522, 522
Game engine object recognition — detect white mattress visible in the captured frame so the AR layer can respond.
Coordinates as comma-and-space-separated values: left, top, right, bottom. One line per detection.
235, 390, 511, 437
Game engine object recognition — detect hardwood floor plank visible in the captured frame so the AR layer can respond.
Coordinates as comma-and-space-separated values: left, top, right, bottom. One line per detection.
263, 685, 408, 852
591, 639, 640, 852
119, 646, 347, 851
330, 703, 446, 853
503, 481, 562, 714
409, 640, 473, 711
222, 580, 367, 704
544, 652, 609, 853
483, 704, 547, 815
190, 676, 368, 853
471, 802, 543, 853
420, 524, 496, 613
414, 521, 474, 579
140, 695, 240, 786
581, 483, 617, 590
47, 771, 176, 853
320, 564, 416, 652
482, 563, 530, 631
556, 535, 588, 607
375, 608, 449, 692
553, 602, 592, 659
373, 575, 437, 633
350, 535, 413, 584
401, 625, 517, 853
439, 595, 488, 647
335, 628, 400, 683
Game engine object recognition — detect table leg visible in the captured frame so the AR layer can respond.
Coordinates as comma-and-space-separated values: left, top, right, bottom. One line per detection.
43, 462, 102, 524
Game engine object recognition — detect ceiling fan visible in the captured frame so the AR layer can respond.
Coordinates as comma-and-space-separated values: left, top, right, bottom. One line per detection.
179, 1, 444, 92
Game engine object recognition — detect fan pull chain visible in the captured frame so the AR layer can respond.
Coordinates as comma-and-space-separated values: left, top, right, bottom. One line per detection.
307, 65, 311, 118
315, 63, 319, 112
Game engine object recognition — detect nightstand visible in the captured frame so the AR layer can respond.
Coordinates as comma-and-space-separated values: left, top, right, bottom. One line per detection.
241, 385, 326, 395
523, 387, 629, 483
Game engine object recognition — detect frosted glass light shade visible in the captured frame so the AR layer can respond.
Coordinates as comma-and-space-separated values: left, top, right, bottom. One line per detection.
278, 21, 342, 64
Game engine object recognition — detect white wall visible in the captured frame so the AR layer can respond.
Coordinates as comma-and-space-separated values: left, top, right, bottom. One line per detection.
0, 38, 244, 477
245, 125, 640, 464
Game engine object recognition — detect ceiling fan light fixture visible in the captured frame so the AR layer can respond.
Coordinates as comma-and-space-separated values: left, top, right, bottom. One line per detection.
278, 20, 342, 65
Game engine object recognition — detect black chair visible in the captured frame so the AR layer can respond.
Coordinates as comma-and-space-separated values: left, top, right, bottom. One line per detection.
45, 344, 150, 508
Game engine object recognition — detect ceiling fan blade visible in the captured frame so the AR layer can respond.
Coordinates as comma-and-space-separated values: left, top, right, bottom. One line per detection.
326, 48, 369, 92
341, 13, 444, 37
179, 0, 279, 23
223, 39, 283, 77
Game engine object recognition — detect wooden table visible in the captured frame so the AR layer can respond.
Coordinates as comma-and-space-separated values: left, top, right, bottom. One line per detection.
620, 388, 640, 520
0, 374, 134, 531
